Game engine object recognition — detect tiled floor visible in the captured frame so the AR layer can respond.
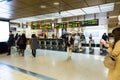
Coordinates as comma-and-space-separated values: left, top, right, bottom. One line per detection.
0, 47, 108, 80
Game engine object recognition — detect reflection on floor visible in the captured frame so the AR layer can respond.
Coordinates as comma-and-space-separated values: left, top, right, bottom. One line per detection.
0, 62, 55, 80
0, 47, 108, 80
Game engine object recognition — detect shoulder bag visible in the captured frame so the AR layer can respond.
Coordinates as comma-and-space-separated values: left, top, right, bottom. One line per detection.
103, 53, 119, 69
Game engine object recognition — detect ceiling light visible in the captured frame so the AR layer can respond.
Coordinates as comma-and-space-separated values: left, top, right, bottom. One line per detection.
109, 16, 118, 19
82, 6, 100, 14
67, 9, 85, 15
53, 2, 59, 5
118, 15, 120, 21
100, 3, 114, 12
60, 11, 73, 17
40, 5, 46, 8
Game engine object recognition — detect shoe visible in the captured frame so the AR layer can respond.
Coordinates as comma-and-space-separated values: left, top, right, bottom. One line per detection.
7, 54, 10, 56
33, 55, 36, 57
22, 54, 24, 56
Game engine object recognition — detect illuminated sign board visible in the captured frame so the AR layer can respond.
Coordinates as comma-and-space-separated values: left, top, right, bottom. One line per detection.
72, 21, 80, 27
80, 19, 99, 26
54, 23, 67, 28
54, 23, 63, 28
40, 24, 52, 29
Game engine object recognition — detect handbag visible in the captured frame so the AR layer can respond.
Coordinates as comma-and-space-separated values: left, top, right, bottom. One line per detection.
103, 54, 117, 69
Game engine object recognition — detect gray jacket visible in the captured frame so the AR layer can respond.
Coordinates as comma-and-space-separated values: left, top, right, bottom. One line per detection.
30, 37, 39, 49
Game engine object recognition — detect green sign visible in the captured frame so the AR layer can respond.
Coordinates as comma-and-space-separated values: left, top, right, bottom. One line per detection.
80, 19, 99, 26
40, 24, 52, 29
54, 23, 67, 28
67, 22, 72, 28
72, 21, 80, 27
54, 23, 62, 28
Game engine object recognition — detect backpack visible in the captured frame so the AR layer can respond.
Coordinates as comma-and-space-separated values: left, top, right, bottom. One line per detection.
17, 37, 24, 45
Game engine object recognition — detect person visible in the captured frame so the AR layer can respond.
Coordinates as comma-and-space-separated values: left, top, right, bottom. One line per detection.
107, 27, 120, 80
16, 34, 21, 52
89, 34, 92, 40
80, 33, 86, 47
44, 34, 47, 39
17, 33, 27, 56
89, 34, 93, 49
61, 33, 67, 51
15, 33, 18, 41
100, 33, 109, 53
52, 34, 55, 39
7, 31, 15, 55
102, 33, 109, 42
80, 33, 86, 41
66, 33, 74, 60
30, 34, 39, 57
74, 33, 80, 51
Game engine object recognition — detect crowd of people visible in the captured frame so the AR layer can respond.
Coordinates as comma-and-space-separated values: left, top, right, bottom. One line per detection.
7, 32, 39, 57
6, 26, 120, 80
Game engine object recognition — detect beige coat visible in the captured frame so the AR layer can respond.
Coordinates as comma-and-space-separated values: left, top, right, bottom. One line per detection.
107, 40, 120, 80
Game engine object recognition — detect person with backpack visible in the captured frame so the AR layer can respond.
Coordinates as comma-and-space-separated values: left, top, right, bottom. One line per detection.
30, 34, 39, 57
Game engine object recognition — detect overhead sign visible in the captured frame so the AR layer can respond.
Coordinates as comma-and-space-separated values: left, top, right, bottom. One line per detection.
80, 19, 99, 26
54, 23, 67, 28
40, 24, 52, 29
72, 21, 80, 27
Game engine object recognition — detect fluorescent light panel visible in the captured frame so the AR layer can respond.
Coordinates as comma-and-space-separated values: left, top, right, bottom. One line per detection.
10, 3, 115, 23
60, 11, 73, 17
82, 6, 100, 14
118, 15, 120, 21
100, 3, 114, 12
67, 9, 85, 15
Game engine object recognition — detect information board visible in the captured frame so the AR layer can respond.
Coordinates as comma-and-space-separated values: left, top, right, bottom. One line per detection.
80, 19, 99, 26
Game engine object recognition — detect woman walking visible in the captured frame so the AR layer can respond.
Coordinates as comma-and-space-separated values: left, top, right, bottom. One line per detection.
18, 33, 27, 56
30, 34, 39, 57
66, 33, 74, 60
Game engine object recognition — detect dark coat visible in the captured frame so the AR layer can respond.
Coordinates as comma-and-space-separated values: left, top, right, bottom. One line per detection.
30, 37, 39, 49
8, 34, 15, 47
66, 36, 74, 47
18, 37, 27, 49
102, 35, 109, 41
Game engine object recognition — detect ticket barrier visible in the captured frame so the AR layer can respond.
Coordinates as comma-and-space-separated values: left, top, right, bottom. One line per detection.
89, 40, 95, 53
46, 40, 51, 49
39, 41, 45, 49
79, 40, 86, 53
38, 39, 63, 50
100, 45, 107, 55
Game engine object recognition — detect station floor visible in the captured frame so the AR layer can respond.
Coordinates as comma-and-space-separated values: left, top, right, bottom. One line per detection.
0, 46, 108, 80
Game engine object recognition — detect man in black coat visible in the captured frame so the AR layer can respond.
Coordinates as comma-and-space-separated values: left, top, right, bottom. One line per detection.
7, 31, 15, 55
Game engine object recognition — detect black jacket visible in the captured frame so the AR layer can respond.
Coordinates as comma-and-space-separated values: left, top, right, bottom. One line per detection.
66, 36, 74, 47
8, 34, 14, 47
